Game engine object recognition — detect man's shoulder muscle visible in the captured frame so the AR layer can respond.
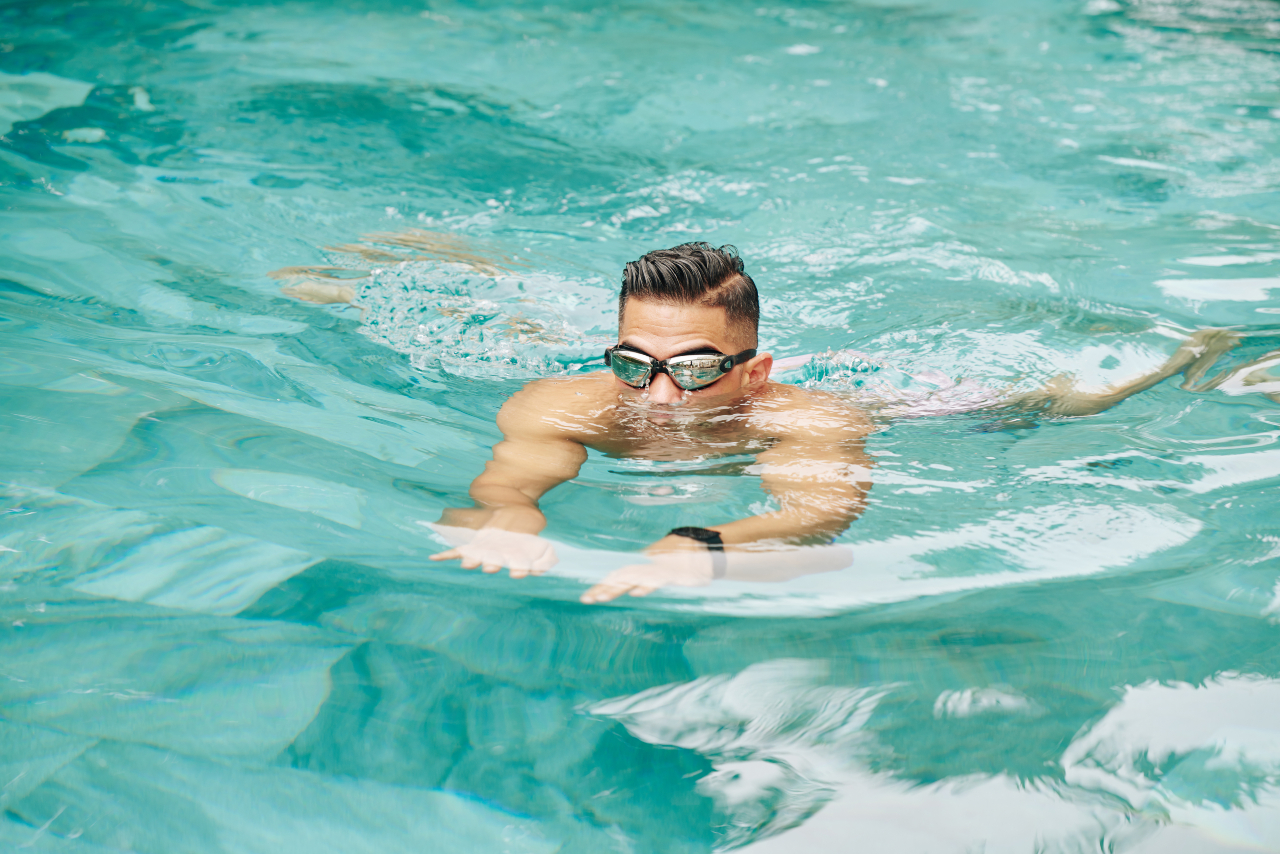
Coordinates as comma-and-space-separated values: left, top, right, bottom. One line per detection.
497, 373, 611, 439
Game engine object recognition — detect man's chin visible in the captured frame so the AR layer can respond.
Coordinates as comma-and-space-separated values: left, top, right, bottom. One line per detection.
619, 397, 682, 420
638, 403, 682, 421
627, 400, 728, 426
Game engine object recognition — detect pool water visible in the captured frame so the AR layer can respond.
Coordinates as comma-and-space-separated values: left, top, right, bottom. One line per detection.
3, 0, 1280, 850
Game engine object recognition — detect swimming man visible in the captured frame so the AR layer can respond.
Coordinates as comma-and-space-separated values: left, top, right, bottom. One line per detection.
426, 242, 1256, 603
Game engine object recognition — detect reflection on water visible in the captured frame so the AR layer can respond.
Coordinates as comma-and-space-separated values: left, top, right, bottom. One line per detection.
11, 557, 1277, 851
3, 0, 1280, 850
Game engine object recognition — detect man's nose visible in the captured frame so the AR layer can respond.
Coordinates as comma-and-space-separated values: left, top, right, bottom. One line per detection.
647, 371, 685, 404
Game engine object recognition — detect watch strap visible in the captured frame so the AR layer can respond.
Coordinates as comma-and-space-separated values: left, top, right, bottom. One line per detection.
668, 527, 727, 579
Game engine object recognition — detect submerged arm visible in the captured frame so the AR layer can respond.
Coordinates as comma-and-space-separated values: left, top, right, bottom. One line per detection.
582, 406, 873, 602
719, 434, 872, 546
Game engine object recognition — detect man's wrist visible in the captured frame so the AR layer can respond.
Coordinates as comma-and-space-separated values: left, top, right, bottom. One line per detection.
666, 527, 727, 578
486, 504, 546, 534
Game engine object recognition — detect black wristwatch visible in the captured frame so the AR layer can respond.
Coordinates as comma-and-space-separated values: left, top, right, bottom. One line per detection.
668, 527, 727, 579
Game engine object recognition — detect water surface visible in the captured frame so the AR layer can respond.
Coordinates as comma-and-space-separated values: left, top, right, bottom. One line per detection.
2, 0, 1280, 851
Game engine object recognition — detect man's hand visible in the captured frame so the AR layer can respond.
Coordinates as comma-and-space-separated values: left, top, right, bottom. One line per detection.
429, 525, 558, 578
580, 536, 715, 603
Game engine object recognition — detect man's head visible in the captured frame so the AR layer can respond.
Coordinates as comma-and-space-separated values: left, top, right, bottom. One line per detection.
615, 243, 771, 406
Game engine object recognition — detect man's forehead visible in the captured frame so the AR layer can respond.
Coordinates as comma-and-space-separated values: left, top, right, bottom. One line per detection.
616, 300, 737, 348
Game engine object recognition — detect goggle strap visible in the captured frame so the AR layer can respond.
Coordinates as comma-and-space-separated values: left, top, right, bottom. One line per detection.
722, 349, 756, 371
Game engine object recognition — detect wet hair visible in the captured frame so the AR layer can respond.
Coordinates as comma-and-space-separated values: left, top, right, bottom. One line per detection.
620, 242, 760, 345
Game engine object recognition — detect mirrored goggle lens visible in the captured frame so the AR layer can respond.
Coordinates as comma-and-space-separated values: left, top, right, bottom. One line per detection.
610, 351, 654, 387
667, 356, 728, 390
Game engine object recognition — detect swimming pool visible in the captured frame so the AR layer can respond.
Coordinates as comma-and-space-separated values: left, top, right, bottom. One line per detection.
2, 0, 1280, 850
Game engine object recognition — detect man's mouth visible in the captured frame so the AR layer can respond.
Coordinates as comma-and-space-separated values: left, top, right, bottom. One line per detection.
640, 403, 683, 420
620, 395, 689, 422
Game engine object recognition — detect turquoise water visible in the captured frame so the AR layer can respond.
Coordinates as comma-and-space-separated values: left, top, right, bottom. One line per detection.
3, 0, 1280, 850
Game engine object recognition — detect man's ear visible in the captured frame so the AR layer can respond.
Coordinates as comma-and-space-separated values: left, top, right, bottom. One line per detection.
743, 351, 773, 387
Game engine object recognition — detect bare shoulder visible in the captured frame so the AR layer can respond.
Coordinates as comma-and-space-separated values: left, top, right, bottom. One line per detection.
497, 372, 615, 438
506, 372, 614, 412
750, 381, 873, 441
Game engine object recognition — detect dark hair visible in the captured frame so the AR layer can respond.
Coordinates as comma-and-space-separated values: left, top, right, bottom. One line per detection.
619, 242, 760, 343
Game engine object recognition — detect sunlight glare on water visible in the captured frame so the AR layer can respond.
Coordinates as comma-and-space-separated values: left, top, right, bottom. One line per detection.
2, 0, 1280, 851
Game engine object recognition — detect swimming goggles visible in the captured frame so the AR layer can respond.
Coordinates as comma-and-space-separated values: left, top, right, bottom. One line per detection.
604, 344, 757, 391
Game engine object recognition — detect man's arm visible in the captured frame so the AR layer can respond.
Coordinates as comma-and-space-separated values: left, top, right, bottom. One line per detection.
463, 386, 589, 531
715, 432, 872, 547
581, 404, 873, 602
430, 380, 587, 575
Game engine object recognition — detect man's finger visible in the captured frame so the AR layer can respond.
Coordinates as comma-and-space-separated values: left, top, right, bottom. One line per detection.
482, 563, 502, 574
580, 582, 631, 604
510, 567, 529, 579
429, 549, 460, 561
460, 555, 483, 570
628, 585, 658, 597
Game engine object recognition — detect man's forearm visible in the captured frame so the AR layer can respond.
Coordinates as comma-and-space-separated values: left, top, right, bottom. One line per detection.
636, 497, 860, 586
642, 522, 853, 586
709, 499, 862, 548
716, 510, 851, 581
720, 543, 853, 582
